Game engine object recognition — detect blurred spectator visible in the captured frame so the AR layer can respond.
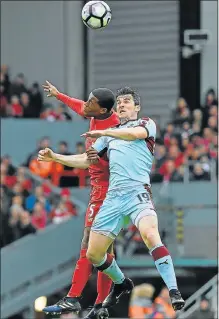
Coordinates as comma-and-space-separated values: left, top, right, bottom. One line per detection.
208, 116, 218, 133
29, 155, 53, 178
153, 287, 175, 319
7, 206, 22, 242
1, 65, 10, 98
50, 201, 72, 224
24, 136, 51, 167
1, 155, 16, 175
10, 73, 28, 97
40, 104, 72, 121
25, 186, 51, 213
29, 82, 43, 117
162, 123, 175, 147
42, 177, 53, 198
0, 84, 8, 117
31, 202, 47, 229
161, 160, 184, 182
10, 95, 23, 117
180, 122, 193, 139
190, 163, 210, 181
204, 88, 218, 108
16, 166, 33, 193
0, 185, 10, 215
17, 210, 36, 238
209, 104, 218, 117
61, 188, 77, 216
10, 195, 24, 212
40, 106, 59, 121
154, 145, 167, 168
192, 109, 203, 129
172, 97, 190, 125
20, 92, 32, 118
55, 104, 72, 121
12, 182, 29, 199
188, 296, 215, 319
202, 88, 218, 128
129, 284, 155, 319
75, 141, 85, 155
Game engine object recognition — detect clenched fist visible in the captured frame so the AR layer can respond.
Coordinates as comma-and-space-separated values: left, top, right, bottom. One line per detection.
38, 148, 56, 162
42, 80, 60, 98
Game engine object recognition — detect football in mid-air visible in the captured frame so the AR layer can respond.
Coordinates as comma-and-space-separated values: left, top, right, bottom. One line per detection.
82, 1, 112, 30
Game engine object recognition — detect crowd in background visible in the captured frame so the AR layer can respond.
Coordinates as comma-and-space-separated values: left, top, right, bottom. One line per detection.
128, 284, 215, 319
1, 65, 218, 250
0, 65, 72, 120
151, 90, 218, 183
0, 151, 78, 248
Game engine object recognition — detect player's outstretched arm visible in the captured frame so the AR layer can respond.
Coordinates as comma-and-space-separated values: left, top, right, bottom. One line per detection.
38, 148, 98, 169
42, 81, 85, 116
83, 127, 148, 141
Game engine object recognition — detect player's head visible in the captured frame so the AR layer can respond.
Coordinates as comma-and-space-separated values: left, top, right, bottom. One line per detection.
84, 88, 115, 117
116, 87, 140, 120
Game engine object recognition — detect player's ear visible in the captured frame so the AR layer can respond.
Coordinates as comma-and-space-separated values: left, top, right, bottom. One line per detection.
100, 107, 107, 114
135, 105, 141, 112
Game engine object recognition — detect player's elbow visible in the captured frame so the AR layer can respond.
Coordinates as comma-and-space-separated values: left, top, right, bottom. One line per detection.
133, 128, 148, 140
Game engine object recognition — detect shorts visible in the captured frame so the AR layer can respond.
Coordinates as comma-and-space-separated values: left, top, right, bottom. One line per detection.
85, 186, 108, 227
91, 185, 156, 239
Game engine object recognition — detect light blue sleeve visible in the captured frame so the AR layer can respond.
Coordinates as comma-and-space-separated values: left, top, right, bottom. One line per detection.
92, 136, 109, 152
138, 117, 156, 138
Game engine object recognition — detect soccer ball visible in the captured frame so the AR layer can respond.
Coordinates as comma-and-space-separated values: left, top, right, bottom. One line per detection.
82, 1, 112, 30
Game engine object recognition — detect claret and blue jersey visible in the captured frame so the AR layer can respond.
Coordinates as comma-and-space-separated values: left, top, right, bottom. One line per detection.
93, 117, 156, 191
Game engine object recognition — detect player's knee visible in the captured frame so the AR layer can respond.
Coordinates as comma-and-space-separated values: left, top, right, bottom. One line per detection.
141, 225, 158, 244
86, 249, 98, 264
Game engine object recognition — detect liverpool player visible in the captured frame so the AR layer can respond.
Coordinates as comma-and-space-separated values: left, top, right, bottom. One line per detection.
42, 81, 120, 317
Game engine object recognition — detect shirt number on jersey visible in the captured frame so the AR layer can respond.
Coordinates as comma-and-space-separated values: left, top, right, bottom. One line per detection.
88, 204, 95, 218
137, 193, 150, 203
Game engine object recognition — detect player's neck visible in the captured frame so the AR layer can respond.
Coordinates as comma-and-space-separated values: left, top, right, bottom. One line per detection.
94, 111, 112, 120
120, 115, 138, 124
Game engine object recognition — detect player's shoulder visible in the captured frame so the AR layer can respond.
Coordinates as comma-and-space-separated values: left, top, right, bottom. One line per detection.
138, 117, 156, 126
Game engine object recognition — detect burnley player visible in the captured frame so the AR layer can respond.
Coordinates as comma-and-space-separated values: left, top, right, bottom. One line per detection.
39, 87, 185, 314
42, 81, 120, 317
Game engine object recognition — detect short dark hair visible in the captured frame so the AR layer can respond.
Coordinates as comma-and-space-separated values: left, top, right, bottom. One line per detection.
116, 87, 140, 106
59, 141, 68, 147
76, 141, 84, 147
92, 88, 115, 111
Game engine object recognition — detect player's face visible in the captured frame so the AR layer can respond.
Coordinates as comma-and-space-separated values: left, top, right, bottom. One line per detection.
84, 96, 107, 117
116, 94, 140, 119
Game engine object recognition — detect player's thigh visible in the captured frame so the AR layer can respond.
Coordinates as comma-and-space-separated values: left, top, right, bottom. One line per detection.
138, 214, 162, 249
91, 194, 124, 240
88, 230, 114, 259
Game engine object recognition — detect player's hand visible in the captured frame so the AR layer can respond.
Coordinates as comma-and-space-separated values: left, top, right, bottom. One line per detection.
86, 147, 99, 164
37, 148, 56, 162
81, 130, 105, 138
42, 80, 60, 98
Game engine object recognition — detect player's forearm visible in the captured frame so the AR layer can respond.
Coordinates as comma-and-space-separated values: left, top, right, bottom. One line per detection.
54, 153, 90, 169
104, 128, 146, 141
56, 93, 85, 116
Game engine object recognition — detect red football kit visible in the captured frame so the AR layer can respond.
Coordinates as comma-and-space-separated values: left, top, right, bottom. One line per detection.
57, 92, 120, 302
57, 92, 120, 226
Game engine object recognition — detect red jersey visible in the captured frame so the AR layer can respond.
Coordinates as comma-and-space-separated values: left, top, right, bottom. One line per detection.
57, 93, 120, 187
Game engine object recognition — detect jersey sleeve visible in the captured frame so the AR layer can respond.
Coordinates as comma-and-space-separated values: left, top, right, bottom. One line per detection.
137, 117, 156, 138
92, 136, 109, 156
57, 93, 85, 116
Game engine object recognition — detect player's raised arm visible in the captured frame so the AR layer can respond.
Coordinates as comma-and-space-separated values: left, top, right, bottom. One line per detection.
42, 81, 85, 116
104, 126, 148, 141
37, 148, 99, 169
84, 118, 156, 141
